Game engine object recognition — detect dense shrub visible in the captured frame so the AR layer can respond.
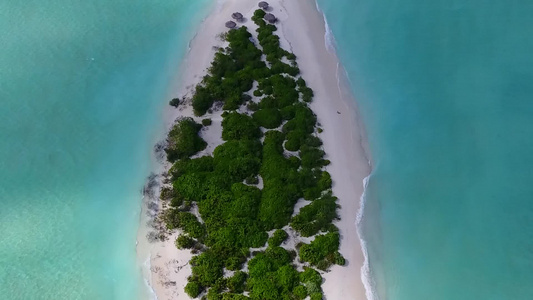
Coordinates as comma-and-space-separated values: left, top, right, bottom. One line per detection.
246, 248, 301, 299
293, 285, 307, 299
310, 292, 324, 300
172, 172, 210, 202
300, 86, 314, 102
300, 146, 327, 169
228, 271, 247, 293
259, 96, 277, 109
173, 212, 205, 239
286, 53, 297, 61
276, 264, 299, 292
165, 118, 207, 162
282, 103, 316, 134
221, 294, 250, 300
223, 91, 247, 110
317, 171, 332, 191
247, 101, 259, 111
296, 77, 306, 87
245, 175, 259, 185
222, 112, 261, 141
192, 85, 215, 116
299, 232, 340, 265
176, 234, 196, 249
161, 21, 343, 299
300, 268, 322, 285
259, 131, 301, 229
316, 259, 332, 271
225, 256, 244, 271
270, 75, 298, 108
170, 156, 214, 179
185, 281, 202, 298
209, 52, 237, 77
192, 26, 264, 116
299, 268, 322, 295
268, 229, 288, 247
252, 108, 282, 129
226, 27, 262, 68
291, 194, 339, 237
213, 140, 262, 182
191, 251, 224, 286
160, 186, 175, 201
334, 251, 346, 266
252, 9, 266, 21
284, 130, 308, 151
169, 97, 181, 107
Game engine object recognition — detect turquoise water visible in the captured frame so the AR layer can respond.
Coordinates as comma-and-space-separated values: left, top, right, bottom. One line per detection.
318, 0, 533, 299
0, 0, 210, 299
3, 0, 533, 299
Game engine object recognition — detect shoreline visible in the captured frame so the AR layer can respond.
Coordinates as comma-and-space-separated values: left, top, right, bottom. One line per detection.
137, 0, 372, 299
280, 1, 372, 299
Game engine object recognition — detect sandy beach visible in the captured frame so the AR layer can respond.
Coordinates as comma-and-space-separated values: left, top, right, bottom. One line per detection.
137, 0, 371, 299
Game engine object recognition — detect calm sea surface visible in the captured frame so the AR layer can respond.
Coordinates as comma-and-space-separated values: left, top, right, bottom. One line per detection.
318, 0, 533, 299
3, 0, 533, 299
0, 1, 210, 299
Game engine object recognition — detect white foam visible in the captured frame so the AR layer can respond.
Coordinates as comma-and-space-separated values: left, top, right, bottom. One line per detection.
313, 0, 336, 54
323, 15, 336, 54
143, 253, 159, 300
312, 1, 377, 298
356, 175, 379, 300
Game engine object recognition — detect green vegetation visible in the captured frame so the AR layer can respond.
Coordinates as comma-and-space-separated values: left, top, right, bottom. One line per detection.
299, 232, 342, 269
191, 26, 266, 115
176, 234, 196, 249
222, 112, 261, 141
228, 271, 247, 293
161, 12, 343, 298
252, 108, 282, 129
165, 118, 206, 162
300, 268, 323, 296
164, 211, 205, 238
259, 131, 301, 229
291, 193, 339, 237
169, 97, 181, 107
185, 281, 202, 298
268, 229, 288, 247
202, 118, 212, 126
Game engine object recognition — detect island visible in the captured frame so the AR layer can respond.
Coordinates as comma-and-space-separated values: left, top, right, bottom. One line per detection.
139, 1, 371, 300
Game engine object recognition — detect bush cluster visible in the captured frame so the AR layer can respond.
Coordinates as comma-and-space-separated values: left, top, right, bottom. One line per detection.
222, 112, 261, 141
247, 247, 301, 299
259, 131, 302, 229
191, 27, 267, 115
165, 118, 206, 162
176, 234, 196, 249
169, 97, 181, 107
202, 118, 212, 126
268, 229, 288, 247
299, 232, 341, 268
252, 108, 282, 129
291, 193, 339, 237
161, 19, 344, 299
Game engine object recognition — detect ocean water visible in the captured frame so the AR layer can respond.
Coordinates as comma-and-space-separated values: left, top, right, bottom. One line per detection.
317, 0, 533, 299
0, 0, 210, 299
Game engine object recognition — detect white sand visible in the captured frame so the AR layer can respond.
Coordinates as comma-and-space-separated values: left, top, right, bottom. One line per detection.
137, 0, 372, 299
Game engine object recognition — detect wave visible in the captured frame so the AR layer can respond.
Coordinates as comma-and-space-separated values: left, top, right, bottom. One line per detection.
312, 1, 377, 298
313, 0, 336, 54
143, 253, 159, 300
356, 175, 379, 300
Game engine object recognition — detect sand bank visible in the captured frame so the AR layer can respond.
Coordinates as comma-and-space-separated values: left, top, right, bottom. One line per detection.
137, 0, 371, 299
